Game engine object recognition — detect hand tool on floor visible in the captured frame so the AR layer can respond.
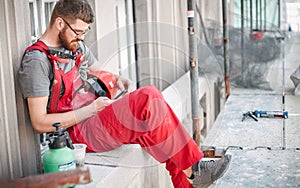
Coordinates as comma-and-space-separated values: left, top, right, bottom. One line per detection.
242, 111, 258, 121
242, 110, 288, 121
253, 110, 288, 119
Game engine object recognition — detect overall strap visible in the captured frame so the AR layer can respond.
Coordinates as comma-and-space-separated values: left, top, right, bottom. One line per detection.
25, 40, 49, 56
25, 40, 62, 113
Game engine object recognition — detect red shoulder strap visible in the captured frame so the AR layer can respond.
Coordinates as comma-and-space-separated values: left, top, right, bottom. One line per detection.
25, 40, 50, 55
25, 40, 62, 113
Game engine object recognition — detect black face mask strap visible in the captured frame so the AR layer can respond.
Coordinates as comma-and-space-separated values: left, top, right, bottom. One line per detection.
47, 49, 77, 60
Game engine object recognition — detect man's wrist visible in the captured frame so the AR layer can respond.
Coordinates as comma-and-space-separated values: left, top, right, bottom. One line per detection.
74, 103, 97, 124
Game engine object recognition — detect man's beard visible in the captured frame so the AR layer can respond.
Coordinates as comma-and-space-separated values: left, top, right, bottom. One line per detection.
59, 30, 79, 51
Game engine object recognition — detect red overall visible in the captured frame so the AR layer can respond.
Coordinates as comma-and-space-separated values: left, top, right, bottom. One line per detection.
26, 41, 204, 188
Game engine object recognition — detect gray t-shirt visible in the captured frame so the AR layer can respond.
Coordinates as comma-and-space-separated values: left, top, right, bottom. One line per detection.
18, 41, 97, 99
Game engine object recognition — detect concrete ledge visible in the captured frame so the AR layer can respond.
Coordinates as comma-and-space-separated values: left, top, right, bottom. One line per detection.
78, 145, 172, 188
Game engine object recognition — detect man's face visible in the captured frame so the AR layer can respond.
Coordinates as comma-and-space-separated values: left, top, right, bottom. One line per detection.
59, 27, 79, 51
59, 18, 90, 51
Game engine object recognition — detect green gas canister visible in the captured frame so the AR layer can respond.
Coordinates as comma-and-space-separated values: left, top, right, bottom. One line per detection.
42, 123, 76, 173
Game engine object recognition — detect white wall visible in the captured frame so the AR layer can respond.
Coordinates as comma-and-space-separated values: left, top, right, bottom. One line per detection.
286, 2, 300, 31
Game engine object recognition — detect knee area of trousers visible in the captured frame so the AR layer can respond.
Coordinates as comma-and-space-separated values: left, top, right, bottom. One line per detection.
138, 85, 162, 98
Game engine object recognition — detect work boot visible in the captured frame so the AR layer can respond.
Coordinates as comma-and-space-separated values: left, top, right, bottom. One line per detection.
188, 154, 232, 188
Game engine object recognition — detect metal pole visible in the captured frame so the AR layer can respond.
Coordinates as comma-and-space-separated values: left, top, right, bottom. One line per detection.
280, 38, 286, 149
256, 0, 258, 30
241, 0, 245, 77
264, 0, 267, 31
260, 0, 262, 30
222, 0, 230, 99
132, 0, 140, 89
250, 0, 253, 31
278, 0, 281, 29
187, 0, 200, 145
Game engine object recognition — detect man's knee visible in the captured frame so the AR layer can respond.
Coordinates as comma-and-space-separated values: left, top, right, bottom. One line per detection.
136, 85, 162, 99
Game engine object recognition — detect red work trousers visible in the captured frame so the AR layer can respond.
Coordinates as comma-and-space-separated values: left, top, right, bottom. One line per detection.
69, 86, 204, 188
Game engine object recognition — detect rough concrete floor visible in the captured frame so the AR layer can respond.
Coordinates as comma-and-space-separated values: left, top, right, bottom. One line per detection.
202, 33, 300, 188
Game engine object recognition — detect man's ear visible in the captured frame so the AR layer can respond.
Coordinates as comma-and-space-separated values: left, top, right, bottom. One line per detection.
55, 17, 65, 31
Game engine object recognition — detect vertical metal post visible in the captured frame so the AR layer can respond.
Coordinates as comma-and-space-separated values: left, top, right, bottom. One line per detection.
260, 0, 262, 30
187, 0, 200, 145
245, 0, 248, 27
241, 0, 245, 76
241, 0, 244, 33
264, 0, 267, 31
222, 0, 230, 99
250, 0, 253, 31
256, 0, 258, 30
132, 0, 140, 89
280, 37, 286, 149
278, 0, 281, 29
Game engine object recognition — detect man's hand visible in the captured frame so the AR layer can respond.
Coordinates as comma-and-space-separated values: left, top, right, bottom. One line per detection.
91, 97, 115, 114
74, 97, 114, 124
116, 76, 136, 94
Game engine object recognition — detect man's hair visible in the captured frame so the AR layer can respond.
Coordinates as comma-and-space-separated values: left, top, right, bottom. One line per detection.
50, 0, 95, 25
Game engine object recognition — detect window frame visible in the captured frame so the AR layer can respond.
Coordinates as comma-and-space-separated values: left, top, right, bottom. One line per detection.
29, 0, 57, 42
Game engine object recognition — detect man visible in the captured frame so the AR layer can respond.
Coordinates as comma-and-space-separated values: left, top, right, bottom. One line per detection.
18, 0, 231, 187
